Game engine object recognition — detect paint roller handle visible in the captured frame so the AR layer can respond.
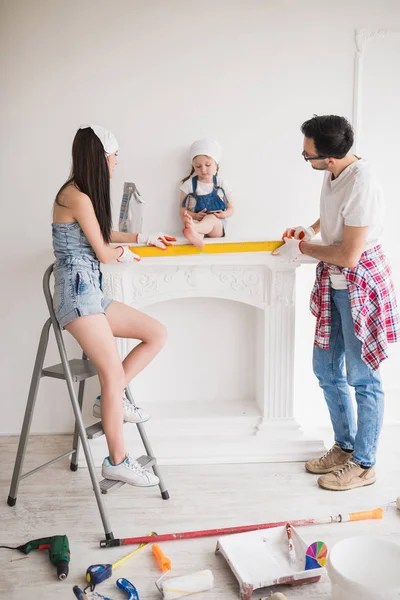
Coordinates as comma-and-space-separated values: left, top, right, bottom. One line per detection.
152, 544, 171, 573
347, 507, 383, 522
99, 508, 385, 548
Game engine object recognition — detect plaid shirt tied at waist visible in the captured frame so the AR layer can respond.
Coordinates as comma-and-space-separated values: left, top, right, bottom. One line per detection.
310, 245, 400, 370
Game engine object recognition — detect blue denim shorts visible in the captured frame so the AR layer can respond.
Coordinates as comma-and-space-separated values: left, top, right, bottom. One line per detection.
53, 259, 113, 329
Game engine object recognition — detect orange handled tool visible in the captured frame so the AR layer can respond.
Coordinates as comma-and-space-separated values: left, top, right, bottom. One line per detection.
348, 508, 383, 522
152, 544, 171, 573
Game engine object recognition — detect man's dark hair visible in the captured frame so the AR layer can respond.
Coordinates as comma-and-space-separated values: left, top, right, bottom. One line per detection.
301, 115, 354, 158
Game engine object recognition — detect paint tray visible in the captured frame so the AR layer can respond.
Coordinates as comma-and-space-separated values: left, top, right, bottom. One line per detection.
216, 526, 326, 600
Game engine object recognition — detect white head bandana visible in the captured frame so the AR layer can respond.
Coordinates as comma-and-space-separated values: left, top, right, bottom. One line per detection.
189, 139, 222, 164
80, 125, 119, 155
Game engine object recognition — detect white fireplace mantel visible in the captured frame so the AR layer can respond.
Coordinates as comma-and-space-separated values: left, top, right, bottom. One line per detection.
86, 251, 325, 465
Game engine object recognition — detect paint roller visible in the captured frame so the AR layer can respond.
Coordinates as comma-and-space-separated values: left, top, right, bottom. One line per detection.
155, 569, 214, 599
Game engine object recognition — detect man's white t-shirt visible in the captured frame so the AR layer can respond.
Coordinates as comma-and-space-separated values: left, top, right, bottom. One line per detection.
320, 158, 385, 289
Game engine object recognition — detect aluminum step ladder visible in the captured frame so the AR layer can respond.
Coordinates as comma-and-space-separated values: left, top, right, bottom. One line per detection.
7, 264, 169, 540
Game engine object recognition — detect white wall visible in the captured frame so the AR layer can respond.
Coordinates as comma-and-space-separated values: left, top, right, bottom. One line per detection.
1, 0, 400, 436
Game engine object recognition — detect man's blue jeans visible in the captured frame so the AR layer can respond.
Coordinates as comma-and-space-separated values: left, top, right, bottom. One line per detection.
313, 289, 384, 466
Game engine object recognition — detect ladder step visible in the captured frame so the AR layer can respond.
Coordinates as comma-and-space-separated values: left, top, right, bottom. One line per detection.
86, 422, 105, 439
100, 479, 125, 494
42, 359, 97, 382
86, 418, 137, 440
100, 455, 156, 494
137, 455, 156, 469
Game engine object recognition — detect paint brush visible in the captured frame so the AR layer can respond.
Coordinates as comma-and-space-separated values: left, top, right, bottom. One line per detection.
286, 523, 296, 567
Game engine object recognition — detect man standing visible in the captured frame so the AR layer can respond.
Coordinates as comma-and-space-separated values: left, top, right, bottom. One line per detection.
275, 115, 399, 491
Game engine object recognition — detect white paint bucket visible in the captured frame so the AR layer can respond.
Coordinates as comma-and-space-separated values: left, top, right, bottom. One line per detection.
327, 536, 400, 599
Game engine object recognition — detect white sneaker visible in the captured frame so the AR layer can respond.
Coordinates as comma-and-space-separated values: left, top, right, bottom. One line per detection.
93, 395, 150, 423
101, 453, 159, 487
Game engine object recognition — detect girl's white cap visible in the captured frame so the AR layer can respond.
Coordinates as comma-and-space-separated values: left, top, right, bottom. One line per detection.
80, 125, 119, 155
189, 139, 221, 164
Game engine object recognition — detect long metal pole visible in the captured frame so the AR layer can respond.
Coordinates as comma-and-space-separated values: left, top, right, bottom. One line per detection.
100, 508, 383, 547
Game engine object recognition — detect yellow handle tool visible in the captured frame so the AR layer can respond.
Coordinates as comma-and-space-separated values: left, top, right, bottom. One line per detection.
130, 240, 282, 258
112, 531, 158, 570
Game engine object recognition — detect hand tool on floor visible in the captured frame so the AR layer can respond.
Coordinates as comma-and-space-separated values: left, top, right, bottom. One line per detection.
86, 532, 156, 590
116, 578, 140, 599
0, 534, 70, 579
155, 570, 214, 599
100, 508, 383, 547
73, 585, 113, 599
285, 523, 296, 567
152, 544, 172, 572
74, 579, 140, 600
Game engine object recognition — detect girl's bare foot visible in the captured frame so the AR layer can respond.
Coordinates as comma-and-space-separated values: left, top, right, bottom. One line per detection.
183, 222, 205, 249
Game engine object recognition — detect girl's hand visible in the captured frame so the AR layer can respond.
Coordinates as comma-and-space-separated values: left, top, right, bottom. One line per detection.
213, 210, 226, 219
194, 209, 207, 221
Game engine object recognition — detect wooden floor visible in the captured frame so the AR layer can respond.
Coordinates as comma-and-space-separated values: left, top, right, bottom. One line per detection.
1, 432, 400, 600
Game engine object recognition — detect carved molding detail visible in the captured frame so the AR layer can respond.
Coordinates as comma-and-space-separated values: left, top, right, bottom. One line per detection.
102, 271, 123, 301
273, 270, 295, 307
183, 267, 196, 287
355, 28, 388, 55
132, 272, 160, 300
353, 28, 399, 152
109, 265, 267, 305
210, 266, 263, 298
101, 263, 299, 308
130, 268, 180, 301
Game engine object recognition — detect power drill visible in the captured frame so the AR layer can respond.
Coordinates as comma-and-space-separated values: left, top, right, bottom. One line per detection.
0, 534, 70, 579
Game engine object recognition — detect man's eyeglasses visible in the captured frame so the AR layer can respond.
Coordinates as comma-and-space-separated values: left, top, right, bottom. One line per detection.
302, 151, 329, 162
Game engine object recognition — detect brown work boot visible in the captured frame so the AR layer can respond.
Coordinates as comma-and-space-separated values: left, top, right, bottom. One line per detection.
305, 443, 353, 474
317, 460, 376, 491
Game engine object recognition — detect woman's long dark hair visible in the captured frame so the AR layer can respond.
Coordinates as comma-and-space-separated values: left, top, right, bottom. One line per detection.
55, 127, 112, 243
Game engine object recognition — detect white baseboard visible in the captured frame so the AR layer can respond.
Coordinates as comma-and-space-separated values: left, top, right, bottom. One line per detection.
78, 403, 326, 467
